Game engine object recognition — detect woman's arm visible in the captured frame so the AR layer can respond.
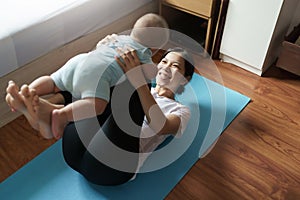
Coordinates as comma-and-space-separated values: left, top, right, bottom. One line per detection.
136, 84, 182, 135
115, 48, 181, 135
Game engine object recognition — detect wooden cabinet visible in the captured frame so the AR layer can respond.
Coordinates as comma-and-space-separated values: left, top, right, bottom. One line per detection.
160, 0, 217, 52
161, 0, 214, 17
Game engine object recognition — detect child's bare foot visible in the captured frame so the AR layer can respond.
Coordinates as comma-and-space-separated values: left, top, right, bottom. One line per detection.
52, 109, 68, 139
19, 84, 41, 130
20, 84, 37, 117
6, 81, 39, 130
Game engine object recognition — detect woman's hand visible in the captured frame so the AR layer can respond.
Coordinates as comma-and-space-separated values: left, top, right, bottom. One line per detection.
115, 46, 147, 89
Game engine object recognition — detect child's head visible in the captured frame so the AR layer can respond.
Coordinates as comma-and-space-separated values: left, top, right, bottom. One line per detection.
133, 13, 168, 29
130, 13, 169, 49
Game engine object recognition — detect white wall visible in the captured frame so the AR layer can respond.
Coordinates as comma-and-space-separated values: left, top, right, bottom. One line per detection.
219, 0, 299, 75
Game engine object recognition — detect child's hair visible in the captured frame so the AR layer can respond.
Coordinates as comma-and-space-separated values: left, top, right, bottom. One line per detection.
133, 13, 168, 29
130, 13, 169, 49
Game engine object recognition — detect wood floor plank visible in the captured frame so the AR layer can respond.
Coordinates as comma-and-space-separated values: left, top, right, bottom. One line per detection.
166, 61, 300, 199
0, 116, 56, 181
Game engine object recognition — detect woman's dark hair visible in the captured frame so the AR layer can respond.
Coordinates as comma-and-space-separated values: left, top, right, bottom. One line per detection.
161, 47, 195, 79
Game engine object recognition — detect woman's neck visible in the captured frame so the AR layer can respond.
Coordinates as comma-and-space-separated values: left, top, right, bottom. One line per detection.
155, 86, 175, 99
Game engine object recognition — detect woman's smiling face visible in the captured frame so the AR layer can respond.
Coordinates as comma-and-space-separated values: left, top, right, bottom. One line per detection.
156, 52, 187, 93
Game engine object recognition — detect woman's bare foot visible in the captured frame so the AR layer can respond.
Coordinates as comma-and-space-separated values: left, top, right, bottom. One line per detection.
6, 81, 25, 112
52, 109, 68, 139
6, 81, 39, 130
33, 97, 64, 139
20, 85, 63, 139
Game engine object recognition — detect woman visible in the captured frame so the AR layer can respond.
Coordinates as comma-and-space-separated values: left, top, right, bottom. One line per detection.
7, 46, 194, 185
115, 47, 194, 173
61, 47, 194, 185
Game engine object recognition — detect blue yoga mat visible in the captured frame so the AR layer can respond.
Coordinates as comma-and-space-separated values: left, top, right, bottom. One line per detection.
0, 74, 250, 200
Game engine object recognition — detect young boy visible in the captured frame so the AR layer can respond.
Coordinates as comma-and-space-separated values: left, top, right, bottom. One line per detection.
6, 13, 169, 139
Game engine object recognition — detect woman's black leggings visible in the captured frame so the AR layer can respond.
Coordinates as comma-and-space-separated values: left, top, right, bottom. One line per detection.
61, 80, 147, 185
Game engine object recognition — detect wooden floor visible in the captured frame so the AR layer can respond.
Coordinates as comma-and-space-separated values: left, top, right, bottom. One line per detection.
1, 60, 300, 200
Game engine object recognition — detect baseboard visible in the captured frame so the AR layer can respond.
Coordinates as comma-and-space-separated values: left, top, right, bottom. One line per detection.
219, 54, 263, 76
0, 1, 158, 128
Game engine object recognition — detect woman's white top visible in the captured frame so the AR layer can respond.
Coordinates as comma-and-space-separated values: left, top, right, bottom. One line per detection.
138, 88, 191, 171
